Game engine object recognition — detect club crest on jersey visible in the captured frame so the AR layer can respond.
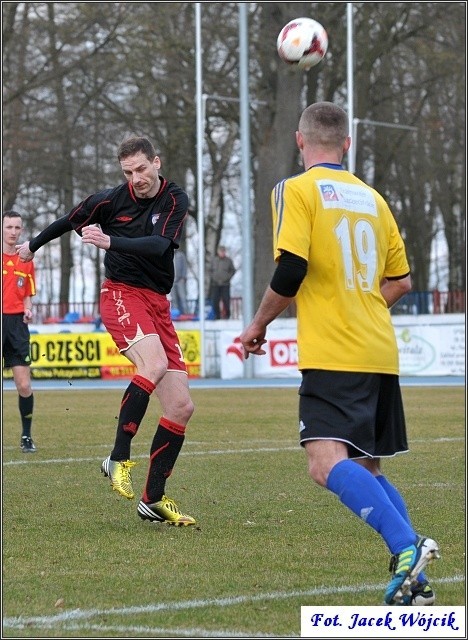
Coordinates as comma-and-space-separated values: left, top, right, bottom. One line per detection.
152, 213, 160, 224
17, 276, 25, 288
320, 184, 339, 201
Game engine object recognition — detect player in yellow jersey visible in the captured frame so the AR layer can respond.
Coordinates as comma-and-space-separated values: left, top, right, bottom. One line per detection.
240, 102, 440, 606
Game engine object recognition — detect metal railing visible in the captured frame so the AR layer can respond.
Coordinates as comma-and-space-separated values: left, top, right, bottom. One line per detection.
390, 290, 465, 315
31, 291, 465, 324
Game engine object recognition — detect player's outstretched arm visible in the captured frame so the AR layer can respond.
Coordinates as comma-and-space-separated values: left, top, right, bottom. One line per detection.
239, 286, 293, 359
17, 215, 74, 261
16, 241, 34, 262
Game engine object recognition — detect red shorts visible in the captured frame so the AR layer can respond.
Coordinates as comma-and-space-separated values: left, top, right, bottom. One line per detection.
100, 279, 186, 373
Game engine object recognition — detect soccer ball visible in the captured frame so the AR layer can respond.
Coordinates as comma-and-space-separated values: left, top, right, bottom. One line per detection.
277, 17, 328, 70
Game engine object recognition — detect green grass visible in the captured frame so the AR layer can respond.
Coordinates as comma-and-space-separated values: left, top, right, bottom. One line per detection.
2, 385, 465, 637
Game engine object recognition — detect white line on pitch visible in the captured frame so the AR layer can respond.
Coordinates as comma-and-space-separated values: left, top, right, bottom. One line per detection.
3, 574, 465, 632
3, 436, 465, 467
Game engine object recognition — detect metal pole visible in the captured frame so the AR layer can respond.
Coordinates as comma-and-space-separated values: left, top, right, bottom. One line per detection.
352, 117, 418, 181
353, 118, 418, 132
239, 2, 254, 378
347, 3, 355, 173
352, 117, 358, 172
195, 3, 206, 377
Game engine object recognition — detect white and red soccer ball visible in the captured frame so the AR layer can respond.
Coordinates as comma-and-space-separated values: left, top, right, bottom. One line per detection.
277, 17, 328, 70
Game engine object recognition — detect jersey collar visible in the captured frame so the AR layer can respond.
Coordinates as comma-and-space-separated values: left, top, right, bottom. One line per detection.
307, 163, 344, 170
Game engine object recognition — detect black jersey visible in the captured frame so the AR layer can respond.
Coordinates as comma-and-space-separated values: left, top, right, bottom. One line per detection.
67, 178, 188, 294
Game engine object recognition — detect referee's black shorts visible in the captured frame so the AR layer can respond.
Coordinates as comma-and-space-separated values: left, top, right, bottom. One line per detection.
2, 313, 32, 367
298, 369, 408, 458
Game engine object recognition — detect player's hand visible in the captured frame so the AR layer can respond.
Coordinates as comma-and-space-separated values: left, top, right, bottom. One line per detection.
16, 242, 34, 262
238, 326, 267, 359
81, 225, 111, 250
23, 309, 33, 324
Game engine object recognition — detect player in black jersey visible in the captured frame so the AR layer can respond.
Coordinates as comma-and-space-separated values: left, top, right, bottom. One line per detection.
17, 137, 196, 526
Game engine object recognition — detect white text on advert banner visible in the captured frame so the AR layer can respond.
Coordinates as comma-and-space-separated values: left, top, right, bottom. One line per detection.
300, 606, 465, 638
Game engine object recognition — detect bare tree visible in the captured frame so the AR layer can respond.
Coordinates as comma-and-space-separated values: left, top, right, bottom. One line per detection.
3, 1, 465, 313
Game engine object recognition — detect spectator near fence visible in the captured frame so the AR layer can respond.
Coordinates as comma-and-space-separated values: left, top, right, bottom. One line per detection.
172, 249, 188, 315
210, 245, 236, 319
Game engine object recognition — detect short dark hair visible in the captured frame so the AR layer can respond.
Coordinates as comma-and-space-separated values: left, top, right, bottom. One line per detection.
117, 137, 157, 162
2, 210, 22, 221
299, 102, 349, 148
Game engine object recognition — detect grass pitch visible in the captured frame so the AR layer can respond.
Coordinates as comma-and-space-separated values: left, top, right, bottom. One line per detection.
2, 384, 465, 637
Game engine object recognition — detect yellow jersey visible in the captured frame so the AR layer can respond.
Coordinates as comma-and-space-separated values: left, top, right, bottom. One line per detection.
272, 164, 410, 374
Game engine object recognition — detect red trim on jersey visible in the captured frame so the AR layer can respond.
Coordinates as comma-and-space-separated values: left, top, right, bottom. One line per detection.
160, 192, 188, 240
128, 183, 137, 202
69, 197, 112, 232
129, 178, 168, 204
158, 177, 167, 194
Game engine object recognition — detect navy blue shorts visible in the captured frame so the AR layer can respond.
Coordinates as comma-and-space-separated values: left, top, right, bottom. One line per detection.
298, 369, 408, 458
2, 313, 32, 367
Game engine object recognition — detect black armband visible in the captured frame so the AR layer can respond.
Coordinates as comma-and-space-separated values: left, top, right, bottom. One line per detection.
270, 251, 308, 297
29, 215, 73, 252
385, 272, 410, 281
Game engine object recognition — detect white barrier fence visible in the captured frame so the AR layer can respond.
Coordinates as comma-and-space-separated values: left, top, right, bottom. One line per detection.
217, 314, 465, 380
26, 314, 464, 380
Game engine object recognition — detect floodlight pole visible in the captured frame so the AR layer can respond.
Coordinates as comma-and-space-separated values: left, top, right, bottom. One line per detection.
347, 4, 418, 173
239, 2, 254, 378
200, 91, 266, 381
195, 3, 206, 377
196, 4, 263, 379
347, 3, 355, 173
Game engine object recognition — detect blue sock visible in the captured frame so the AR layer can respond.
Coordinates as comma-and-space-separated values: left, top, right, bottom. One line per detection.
376, 474, 426, 583
326, 459, 416, 555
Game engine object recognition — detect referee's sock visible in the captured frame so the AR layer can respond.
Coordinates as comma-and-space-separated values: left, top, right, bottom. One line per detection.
19, 394, 34, 438
326, 459, 417, 555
